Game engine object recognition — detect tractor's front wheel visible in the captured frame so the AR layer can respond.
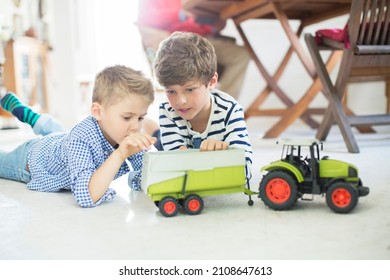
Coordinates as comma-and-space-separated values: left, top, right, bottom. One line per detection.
326, 182, 358, 213
183, 194, 204, 215
259, 171, 298, 210
159, 196, 179, 217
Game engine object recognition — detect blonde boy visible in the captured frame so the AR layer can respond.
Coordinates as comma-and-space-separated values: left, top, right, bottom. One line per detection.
0, 65, 156, 207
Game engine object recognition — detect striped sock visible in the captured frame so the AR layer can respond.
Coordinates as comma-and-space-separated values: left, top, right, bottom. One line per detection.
0, 93, 40, 127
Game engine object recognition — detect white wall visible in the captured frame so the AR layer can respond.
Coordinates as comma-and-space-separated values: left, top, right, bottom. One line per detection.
47, 0, 151, 127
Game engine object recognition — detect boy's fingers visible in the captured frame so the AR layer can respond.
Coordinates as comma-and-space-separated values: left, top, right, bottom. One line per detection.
127, 133, 156, 146
138, 135, 158, 150
200, 140, 228, 151
200, 141, 214, 151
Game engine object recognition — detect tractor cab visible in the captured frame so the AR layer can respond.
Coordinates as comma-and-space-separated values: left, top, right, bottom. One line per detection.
279, 138, 322, 162
278, 139, 322, 183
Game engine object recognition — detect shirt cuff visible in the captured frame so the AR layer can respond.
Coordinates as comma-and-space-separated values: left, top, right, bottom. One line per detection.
93, 188, 116, 206
128, 170, 141, 191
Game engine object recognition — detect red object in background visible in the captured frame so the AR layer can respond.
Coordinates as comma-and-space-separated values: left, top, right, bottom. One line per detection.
137, 0, 213, 36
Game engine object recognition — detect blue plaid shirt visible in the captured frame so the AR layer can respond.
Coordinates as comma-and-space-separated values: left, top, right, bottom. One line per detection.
27, 116, 144, 207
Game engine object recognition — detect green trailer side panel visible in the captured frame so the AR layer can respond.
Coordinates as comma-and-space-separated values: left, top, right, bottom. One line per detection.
148, 176, 185, 196
186, 165, 245, 191
147, 165, 245, 199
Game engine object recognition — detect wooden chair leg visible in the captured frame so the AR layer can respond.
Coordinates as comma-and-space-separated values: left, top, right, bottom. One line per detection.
316, 108, 333, 141
328, 91, 360, 153
305, 33, 359, 153
317, 88, 360, 152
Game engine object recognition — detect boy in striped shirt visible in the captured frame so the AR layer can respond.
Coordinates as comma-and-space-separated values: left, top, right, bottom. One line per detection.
153, 31, 252, 181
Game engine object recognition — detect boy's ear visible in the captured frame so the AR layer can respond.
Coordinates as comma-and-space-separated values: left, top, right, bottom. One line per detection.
208, 72, 219, 89
91, 102, 102, 120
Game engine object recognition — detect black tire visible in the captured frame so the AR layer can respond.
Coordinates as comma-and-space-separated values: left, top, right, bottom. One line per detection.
326, 182, 358, 213
259, 171, 299, 210
183, 194, 204, 215
159, 196, 179, 217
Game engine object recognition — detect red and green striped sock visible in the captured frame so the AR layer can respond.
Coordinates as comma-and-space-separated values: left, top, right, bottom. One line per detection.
0, 92, 40, 127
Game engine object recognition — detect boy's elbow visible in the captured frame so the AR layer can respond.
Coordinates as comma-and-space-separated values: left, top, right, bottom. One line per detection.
76, 198, 97, 208
74, 188, 116, 207
73, 191, 98, 208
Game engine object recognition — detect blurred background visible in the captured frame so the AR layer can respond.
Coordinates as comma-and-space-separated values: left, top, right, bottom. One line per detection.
0, 0, 386, 132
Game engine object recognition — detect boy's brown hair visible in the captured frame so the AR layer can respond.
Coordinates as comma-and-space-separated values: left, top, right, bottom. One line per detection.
153, 31, 217, 87
92, 65, 155, 106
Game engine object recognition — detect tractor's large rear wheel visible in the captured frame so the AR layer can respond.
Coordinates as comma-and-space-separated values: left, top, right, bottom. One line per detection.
259, 171, 298, 210
326, 182, 358, 213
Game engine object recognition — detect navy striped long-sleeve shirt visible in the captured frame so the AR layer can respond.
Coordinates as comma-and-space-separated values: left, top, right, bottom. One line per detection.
159, 90, 253, 181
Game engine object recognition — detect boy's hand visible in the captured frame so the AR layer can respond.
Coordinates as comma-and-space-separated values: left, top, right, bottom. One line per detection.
200, 139, 229, 151
117, 132, 157, 160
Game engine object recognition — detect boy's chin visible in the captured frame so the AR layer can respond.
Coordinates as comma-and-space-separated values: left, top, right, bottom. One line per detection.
177, 111, 194, 120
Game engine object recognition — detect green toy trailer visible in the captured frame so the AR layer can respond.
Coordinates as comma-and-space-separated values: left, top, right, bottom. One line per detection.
141, 148, 255, 217
259, 139, 369, 213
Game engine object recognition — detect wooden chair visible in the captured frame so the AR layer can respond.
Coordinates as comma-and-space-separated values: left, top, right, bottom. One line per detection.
305, 0, 390, 153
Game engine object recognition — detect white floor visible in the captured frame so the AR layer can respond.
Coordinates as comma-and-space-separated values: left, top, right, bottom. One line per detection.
1, 117, 389, 260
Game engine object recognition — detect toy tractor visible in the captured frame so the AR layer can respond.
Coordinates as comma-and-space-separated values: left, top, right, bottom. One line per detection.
259, 139, 369, 213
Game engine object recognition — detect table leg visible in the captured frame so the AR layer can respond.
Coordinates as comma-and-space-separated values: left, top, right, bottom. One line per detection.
272, 3, 316, 78
235, 22, 318, 128
244, 27, 297, 117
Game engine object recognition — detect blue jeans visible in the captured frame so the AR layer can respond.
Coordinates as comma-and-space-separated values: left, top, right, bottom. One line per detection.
0, 114, 64, 183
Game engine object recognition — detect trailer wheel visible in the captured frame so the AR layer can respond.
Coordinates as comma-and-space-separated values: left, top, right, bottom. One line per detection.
184, 194, 204, 215
326, 182, 358, 214
259, 171, 298, 210
159, 197, 179, 217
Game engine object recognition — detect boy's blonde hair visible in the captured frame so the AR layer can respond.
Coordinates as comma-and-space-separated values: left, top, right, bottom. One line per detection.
153, 32, 217, 87
92, 65, 155, 106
